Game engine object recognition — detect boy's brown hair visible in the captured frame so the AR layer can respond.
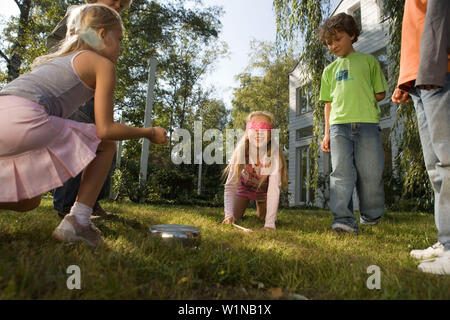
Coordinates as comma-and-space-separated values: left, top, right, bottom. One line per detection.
85, 0, 132, 10
318, 12, 360, 45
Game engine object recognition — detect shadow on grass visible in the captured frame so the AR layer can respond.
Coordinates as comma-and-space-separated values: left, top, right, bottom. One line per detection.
76, 226, 433, 299
0, 202, 447, 299
99, 214, 151, 231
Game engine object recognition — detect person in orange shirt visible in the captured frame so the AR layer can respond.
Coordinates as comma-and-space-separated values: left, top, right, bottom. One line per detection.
392, 0, 450, 275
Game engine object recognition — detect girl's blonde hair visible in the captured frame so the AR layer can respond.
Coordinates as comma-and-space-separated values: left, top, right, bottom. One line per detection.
85, 0, 133, 10
32, 4, 123, 68
223, 111, 288, 190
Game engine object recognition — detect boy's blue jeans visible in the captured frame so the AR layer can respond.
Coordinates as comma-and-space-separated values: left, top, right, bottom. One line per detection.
53, 99, 107, 212
329, 123, 385, 231
410, 73, 450, 249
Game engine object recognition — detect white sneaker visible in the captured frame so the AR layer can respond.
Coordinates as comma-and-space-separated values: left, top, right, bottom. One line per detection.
360, 216, 379, 226
410, 242, 444, 259
332, 223, 358, 234
52, 214, 102, 247
418, 252, 450, 275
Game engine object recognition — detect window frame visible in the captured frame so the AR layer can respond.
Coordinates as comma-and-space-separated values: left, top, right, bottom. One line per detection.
348, 2, 363, 34
295, 84, 313, 116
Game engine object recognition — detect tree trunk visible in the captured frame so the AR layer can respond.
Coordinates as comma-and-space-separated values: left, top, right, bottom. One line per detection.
7, 0, 32, 81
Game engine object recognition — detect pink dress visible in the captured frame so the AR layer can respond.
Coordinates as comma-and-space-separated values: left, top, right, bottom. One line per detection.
237, 164, 269, 202
0, 51, 100, 202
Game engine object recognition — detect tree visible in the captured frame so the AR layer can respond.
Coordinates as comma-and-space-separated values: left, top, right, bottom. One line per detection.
1, 0, 32, 81
382, 0, 433, 211
1, 0, 229, 204
231, 40, 297, 150
157, 27, 227, 148
0, 0, 78, 82
110, 0, 228, 203
273, 0, 330, 195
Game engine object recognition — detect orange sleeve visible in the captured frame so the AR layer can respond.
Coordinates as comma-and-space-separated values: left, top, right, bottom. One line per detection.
397, 0, 428, 89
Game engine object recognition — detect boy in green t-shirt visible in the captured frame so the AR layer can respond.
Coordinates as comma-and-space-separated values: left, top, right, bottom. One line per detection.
318, 13, 389, 234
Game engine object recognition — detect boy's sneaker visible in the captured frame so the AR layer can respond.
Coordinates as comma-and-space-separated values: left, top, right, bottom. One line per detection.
417, 251, 450, 275
410, 242, 444, 259
332, 223, 358, 235
92, 202, 111, 219
52, 214, 102, 247
57, 209, 70, 219
360, 216, 379, 226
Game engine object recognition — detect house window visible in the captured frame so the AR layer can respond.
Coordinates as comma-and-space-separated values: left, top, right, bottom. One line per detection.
296, 84, 312, 115
373, 47, 388, 83
296, 146, 315, 204
349, 3, 362, 33
376, 0, 387, 21
373, 47, 391, 119
296, 126, 313, 141
380, 103, 391, 119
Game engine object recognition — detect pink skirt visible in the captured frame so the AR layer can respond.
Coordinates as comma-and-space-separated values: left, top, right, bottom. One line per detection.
0, 95, 101, 202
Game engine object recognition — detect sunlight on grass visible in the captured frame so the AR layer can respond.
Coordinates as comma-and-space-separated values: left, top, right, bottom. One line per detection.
0, 199, 449, 299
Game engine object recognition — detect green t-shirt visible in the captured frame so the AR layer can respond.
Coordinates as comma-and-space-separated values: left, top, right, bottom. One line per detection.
319, 51, 388, 125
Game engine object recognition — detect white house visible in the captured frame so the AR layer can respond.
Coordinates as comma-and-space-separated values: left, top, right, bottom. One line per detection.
288, 0, 399, 207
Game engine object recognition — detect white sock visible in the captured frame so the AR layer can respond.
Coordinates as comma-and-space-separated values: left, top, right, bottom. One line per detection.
69, 202, 93, 226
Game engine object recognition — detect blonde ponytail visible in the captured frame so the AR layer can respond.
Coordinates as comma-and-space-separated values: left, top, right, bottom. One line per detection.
32, 3, 123, 68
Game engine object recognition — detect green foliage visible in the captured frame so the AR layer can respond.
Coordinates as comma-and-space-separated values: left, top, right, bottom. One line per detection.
382, 0, 433, 211
115, 1, 229, 204
115, 98, 229, 205
274, 0, 433, 211
230, 41, 296, 206
273, 0, 330, 197
231, 40, 297, 150
0, 0, 81, 81
116, 0, 227, 133
0, 0, 230, 205
1, 199, 450, 299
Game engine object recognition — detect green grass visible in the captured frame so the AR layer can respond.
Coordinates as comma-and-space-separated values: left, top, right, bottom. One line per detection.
0, 197, 449, 300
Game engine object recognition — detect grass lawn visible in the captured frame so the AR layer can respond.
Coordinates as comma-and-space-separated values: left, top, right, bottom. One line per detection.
0, 197, 449, 300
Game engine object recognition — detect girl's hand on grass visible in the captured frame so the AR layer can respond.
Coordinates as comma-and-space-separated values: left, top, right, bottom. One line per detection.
222, 216, 235, 225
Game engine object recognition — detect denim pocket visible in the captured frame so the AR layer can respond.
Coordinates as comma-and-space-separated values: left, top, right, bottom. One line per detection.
330, 124, 345, 137
329, 125, 339, 135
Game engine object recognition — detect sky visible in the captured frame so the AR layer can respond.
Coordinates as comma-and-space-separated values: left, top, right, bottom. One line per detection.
201, 0, 278, 109
0, 0, 278, 109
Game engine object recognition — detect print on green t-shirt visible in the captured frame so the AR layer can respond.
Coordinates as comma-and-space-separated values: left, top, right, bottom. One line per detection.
336, 70, 354, 81
319, 51, 388, 125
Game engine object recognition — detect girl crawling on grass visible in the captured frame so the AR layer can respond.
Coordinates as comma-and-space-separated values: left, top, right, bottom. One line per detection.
222, 111, 288, 230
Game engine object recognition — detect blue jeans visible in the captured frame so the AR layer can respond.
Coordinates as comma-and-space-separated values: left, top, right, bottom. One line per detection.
410, 73, 450, 249
329, 123, 385, 230
53, 99, 108, 212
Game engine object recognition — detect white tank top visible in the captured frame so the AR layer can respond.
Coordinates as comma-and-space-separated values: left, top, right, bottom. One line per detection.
0, 50, 95, 118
